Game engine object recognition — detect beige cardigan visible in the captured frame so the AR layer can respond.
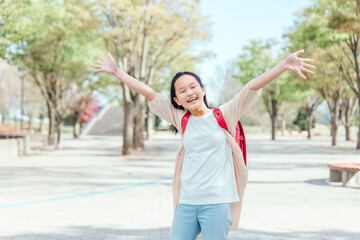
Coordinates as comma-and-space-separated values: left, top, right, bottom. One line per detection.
148, 83, 261, 232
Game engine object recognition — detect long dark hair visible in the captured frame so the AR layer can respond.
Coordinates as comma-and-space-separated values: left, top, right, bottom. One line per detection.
170, 71, 211, 134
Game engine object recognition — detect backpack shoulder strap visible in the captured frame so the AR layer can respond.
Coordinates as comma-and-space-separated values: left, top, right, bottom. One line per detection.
181, 112, 191, 135
213, 108, 229, 132
214, 108, 247, 166
236, 121, 245, 141
236, 121, 247, 166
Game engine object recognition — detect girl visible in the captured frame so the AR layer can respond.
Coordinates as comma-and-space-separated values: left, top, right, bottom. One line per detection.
91, 50, 316, 240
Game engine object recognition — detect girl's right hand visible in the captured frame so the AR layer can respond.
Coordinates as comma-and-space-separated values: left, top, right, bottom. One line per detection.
91, 52, 120, 75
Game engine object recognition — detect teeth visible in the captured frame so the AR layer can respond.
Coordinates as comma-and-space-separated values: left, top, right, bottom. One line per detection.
188, 98, 196, 102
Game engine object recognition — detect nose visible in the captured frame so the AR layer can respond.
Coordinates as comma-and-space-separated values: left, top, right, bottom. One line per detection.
186, 88, 194, 96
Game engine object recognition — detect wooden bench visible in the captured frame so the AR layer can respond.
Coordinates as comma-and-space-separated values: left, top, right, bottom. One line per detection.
327, 163, 360, 188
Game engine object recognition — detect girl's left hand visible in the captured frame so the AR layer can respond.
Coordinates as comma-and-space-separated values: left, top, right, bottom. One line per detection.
284, 50, 316, 79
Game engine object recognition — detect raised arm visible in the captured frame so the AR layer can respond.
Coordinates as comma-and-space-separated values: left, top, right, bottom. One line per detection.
248, 49, 316, 90
91, 52, 157, 101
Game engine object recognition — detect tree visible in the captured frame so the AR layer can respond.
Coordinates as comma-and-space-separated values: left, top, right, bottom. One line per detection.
284, 5, 349, 146
314, 48, 346, 146
293, 105, 316, 132
0, 0, 102, 146
94, 0, 210, 154
301, 94, 322, 139
326, 0, 360, 148
293, 108, 307, 131
278, 102, 299, 135
234, 39, 304, 140
286, 0, 360, 148
339, 87, 358, 141
0, 62, 21, 127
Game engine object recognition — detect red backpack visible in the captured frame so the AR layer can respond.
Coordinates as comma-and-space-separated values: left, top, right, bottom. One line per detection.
181, 108, 247, 166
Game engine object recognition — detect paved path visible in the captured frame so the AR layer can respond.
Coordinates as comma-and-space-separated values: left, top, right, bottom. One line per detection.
0, 133, 359, 240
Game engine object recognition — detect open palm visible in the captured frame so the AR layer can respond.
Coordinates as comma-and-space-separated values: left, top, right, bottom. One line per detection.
91, 52, 119, 75
284, 50, 316, 79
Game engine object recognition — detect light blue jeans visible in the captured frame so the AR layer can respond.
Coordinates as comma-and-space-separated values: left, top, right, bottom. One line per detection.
170, 203, 232, 240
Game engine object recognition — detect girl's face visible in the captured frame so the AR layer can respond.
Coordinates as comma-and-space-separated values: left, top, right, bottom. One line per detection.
173, 74, 206, 111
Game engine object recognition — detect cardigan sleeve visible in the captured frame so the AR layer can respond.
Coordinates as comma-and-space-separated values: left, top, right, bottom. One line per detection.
219, 83, 262, 132
147, 93, 187, 132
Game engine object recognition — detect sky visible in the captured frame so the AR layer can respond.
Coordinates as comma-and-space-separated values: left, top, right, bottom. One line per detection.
197, 0, 313, 105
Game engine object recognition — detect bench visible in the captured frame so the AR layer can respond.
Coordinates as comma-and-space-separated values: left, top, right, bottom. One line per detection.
327, 163, 360, 188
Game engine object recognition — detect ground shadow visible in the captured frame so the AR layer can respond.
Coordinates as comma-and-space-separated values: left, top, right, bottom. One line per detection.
1, 226, 358, 240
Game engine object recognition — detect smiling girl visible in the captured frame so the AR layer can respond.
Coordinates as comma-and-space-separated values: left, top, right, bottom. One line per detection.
91, 50, 315, 240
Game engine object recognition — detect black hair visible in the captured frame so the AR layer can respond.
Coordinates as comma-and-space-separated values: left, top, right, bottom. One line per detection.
170, 71, 211, 135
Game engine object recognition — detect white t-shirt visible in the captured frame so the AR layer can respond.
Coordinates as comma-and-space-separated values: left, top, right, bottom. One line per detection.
179, 109, 240, 205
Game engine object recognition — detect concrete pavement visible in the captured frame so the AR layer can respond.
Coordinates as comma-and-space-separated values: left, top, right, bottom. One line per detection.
0, 132, 359, 240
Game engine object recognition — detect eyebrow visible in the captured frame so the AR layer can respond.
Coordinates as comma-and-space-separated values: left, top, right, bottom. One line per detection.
177, 82, 197, 91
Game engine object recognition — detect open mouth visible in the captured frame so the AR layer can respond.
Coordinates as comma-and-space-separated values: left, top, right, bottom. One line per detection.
187, 97, 198, 103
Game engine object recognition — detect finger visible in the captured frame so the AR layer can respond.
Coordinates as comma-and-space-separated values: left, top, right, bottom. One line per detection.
108, 52, 113, 59
304, 63, 316, 69
93, 69, 102, 72
91, 65, 101, 69
296, 69, 307, 79
98, 56, 105, 61
296, 49, 304, 56
302, 67, 314, 75
93, 60, 102, 65
302, 58, 315, 63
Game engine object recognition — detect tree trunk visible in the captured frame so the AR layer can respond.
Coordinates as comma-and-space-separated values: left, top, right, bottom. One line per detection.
331, 118, 338, 146
145, 107, 149, 140
72, 110, 80, 138
133, 95, 146, 149
331, 101, 339, 146
306, 112, 313, 140
132, 26, 149, 149
28, 113, 32, 132
38, 113, 44, 133
357, 97, 360, 149
330, 123, 333, 137
55, 124, 61, 149
305, 101, 317, 140
133, 113, 144, 149
345, 124, 351, 141
20, 76, 24, 130
123, 101, 134, 155
344, 97, 358, 141
73, 120, 81, 138
53, 110, 63, 148
271, 99, 278, 141
357, 123, 360, 149
144, 106, 153, 140
47, 103, 55, 145
122, 85, 134, 155
271, 115, 276, 140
